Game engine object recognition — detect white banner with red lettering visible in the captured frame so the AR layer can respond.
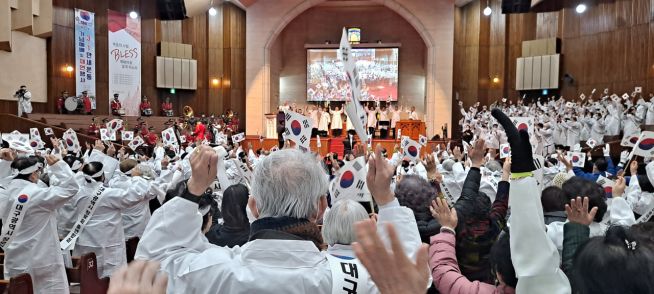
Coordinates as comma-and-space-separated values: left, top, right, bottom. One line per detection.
108, 9, 141, 116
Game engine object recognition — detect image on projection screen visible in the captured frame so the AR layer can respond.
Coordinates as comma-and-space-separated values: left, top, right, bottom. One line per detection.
307, 48, 399, 102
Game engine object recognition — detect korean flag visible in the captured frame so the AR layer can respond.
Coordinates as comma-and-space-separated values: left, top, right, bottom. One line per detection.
419, 134, 428, 146
631, 131, 654, 157
567, 151, 586, 168
499, 143, 511, 159
330, 156, 371, 203
283, 110, 313, 151
121, 131, 134, 141
29, 128, 41, 141
401, 137, 421, 162
161, 127, 178, 146
106, 119, 123, 133
128, 136, 145, 151
232, 132, 246, 143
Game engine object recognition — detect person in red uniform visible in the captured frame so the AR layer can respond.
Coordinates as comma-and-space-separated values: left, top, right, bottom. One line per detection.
140, 96, 153, 117
87, 117, 100, 137
111, 94, 122, 116
145, 126, 158, 146
56, 91, 68, 114
161, 97, 174, 117
81, 91, 93, 115
192, 119, 206, 142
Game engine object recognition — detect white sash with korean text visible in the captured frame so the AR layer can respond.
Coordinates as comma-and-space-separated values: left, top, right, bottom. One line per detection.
60, 185, 106, 250
326, 254, 371, 294
0, 188, 32, 250
439, 183, 455, 206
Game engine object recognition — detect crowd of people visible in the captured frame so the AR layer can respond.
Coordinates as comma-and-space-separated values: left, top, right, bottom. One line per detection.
278, 101, 422, 140
1, 90, 654, 294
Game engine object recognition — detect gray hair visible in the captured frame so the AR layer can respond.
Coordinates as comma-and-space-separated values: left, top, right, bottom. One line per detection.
322, 199, 369, 246
485, 160, 502, 173
441, 159, 455, 172
251, 149, 328, 219
135, 164, 157, 180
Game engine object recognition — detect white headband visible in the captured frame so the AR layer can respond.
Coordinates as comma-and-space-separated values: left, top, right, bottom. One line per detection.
84, 169, 104, 182
71, 160, 83, 171
16, 162, 43, 175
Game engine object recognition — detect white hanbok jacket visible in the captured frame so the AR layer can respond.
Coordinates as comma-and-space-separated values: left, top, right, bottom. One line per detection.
136, 197, 421, 294
330, 109, 343, 130
0, 161, 80, 294
71, 176, 164, 278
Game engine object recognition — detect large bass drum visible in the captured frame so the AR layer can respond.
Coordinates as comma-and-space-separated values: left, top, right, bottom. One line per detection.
64, 97, 80, 112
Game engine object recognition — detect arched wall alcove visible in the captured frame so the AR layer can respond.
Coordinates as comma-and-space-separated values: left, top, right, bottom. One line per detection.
269, 4, 427, 115
245, 0, 454, 136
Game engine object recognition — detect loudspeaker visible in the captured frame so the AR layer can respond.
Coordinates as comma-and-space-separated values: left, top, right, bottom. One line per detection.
501, 0, 531, 13
158, 0, 186, 20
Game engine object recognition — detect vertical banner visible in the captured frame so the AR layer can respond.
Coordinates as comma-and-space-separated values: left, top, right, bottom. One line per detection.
108, 10, 141, 116
74, 9, 96, 98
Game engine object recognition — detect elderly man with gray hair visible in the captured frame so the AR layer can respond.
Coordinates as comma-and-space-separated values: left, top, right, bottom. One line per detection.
136, 145, 422, 293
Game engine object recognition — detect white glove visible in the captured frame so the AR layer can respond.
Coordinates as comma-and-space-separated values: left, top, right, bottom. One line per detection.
619, 150, 630, 165
603, 144, 610, 157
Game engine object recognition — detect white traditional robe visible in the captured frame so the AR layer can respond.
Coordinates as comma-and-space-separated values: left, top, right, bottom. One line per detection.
1, 161, 79, 294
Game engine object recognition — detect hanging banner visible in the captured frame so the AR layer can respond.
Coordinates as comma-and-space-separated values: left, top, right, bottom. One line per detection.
74, 9, 96, 98
108, 9, 141, 116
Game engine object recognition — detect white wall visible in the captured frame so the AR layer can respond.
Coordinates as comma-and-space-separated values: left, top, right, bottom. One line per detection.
0, 31, 47, 103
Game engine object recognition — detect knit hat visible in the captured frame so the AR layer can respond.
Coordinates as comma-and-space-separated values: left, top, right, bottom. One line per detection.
552, 172, 573, 188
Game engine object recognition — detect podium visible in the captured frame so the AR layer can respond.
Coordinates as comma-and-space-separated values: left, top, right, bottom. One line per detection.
396, 120, 426, 140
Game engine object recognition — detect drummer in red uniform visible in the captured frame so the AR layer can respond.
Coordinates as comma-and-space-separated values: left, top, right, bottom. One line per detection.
56, 91, 68, 114
161, 97, 174, 117
140, 96, 153, 117
81, 91, 93, 115
111, 94, 122, 116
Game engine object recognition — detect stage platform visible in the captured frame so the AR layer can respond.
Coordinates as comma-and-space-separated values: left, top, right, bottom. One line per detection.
243, 136, 448, 159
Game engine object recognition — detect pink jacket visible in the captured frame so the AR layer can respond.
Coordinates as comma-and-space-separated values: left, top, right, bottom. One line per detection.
429, 232, 515, 294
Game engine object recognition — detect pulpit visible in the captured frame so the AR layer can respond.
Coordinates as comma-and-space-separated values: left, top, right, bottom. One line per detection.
264, 113, 278, 138
396, 120, 426, 140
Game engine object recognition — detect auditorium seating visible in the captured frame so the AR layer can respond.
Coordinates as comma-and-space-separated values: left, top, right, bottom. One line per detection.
65, 253, 109, 294
0, 273, 34, 294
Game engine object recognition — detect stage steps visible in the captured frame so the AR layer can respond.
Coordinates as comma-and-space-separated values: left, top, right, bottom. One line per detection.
329, 136, 344, 159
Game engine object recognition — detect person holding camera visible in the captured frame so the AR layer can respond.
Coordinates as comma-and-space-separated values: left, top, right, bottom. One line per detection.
14, 85, 33, 117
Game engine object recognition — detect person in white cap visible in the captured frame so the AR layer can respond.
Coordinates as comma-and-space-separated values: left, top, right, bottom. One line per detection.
1, 155, 80, 294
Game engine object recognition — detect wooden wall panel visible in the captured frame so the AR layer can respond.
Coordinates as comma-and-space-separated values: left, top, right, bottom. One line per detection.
456, 0, 654, 105
0, 0, 244, 121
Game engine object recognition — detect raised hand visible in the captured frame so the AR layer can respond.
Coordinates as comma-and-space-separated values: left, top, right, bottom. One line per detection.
367, 144, 395, 206
93, 139, 105, 153
565, 196, 598, 226
188, 145, 219, 196
0, 148, 16, 161
430, 197, 458, 229
45, 154, 60, 166
612, 176, 626, 197
108, 260, 168, 294
424, 153, 437, 180
468, 138, 486, 168
491, 108, 536, 173
502, 157, 511, 181
352, 220, 429, 294
453, 146, 463, 161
